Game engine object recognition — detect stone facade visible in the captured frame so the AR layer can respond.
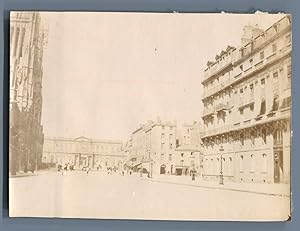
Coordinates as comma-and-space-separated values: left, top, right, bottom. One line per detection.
124, 118, 203, 176
42, 137, 125, 170
9, 12, 47, 175
201, 16, 291, 184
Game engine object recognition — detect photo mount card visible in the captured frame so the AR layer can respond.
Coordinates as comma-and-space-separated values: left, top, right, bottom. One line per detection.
9, 11, 291, 221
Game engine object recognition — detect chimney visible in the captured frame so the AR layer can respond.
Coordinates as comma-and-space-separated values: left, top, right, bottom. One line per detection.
241, 24, 263, 46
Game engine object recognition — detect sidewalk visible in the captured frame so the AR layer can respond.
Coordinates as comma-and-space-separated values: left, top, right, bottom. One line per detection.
9, 169, 57, 178
144, 174, 290, 197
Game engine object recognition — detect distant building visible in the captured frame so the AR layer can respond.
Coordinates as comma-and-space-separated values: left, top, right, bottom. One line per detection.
42, 137, 125, 170
174, 121, 203, 176
124, 118, 203, 176
9, 12, 47, 175
201, 16, 291, 184
176, 121, 203, 148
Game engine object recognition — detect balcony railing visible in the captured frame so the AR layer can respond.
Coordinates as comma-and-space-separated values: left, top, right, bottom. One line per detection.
201, 108, 291, 139
215, 102, 231, 112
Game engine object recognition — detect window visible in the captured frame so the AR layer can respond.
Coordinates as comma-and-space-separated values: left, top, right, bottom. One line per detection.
250, 130, 255, 145
169, 143, 173, 149
260, 51, 264, 60
169, 134, 173, 140
259, 100, 266, 115
161, 143, 165, 149
240, 88, 243, 94
239, 65, 243, 71
241, 48, 245, 57
272, 95, 279, 111
181, 153, 184, 157
240, 133, 245, 146
250, 84, 254, 92
160, 153, 164, 161
240, 155, 244, 172
240, 108, 244, 115
272, 43, 277, 53
176, 139, 179, 147
262, 128, 267, 144
261, 78, 265, 87
229, 157, 233, 175
250, 104, 254, 111
162, 126, 165, 130
273, 71, 279, 80
169, 154, 172, 161
249, 58, 253, 65
274, 129, 283, 146
262, 154, 267, 172
161, 133, 165, 139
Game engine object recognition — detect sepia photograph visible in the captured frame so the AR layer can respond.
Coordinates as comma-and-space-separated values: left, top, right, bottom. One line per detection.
9, 11, 291, 221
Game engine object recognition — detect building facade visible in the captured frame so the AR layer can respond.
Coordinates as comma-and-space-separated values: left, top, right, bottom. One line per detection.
42, 137, 125, 170
9, 12, 47, 175
201, 16, 291, 184
125, 118, 203, 176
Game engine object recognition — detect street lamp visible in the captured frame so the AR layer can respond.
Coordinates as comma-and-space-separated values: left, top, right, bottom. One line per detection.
219, 145, 224, 185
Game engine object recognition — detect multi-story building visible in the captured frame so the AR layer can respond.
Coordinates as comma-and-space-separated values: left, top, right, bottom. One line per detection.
201, 16, 291, 184
176, 121, 203, 148
125, 118, 177, 175
42, 136, 125, 170
9, 12, 47, 175
174, 121, 203, 176
125, 118, 203, 176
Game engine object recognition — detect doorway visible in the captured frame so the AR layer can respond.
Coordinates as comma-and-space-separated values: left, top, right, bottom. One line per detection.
160, 165, 166, 174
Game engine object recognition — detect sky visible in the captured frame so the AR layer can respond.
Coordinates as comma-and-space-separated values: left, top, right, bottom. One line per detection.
40, 12, 285, 141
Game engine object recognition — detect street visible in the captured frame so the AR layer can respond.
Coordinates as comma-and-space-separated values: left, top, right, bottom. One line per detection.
9, 171, 290, 221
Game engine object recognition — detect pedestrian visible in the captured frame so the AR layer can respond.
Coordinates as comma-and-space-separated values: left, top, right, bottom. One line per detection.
87, 167, 90, 175
192, 171, 195, 181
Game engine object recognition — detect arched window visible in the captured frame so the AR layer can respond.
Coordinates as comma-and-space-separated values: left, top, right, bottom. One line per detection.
262, 154, 267, 172
239, 155, 244, 172
240, 132, 245, 146
250, 154, 255, 172
229, 157, 233, 176
250, 130, 255, 145
274, 128, 283, 146
262, 128, 267, 144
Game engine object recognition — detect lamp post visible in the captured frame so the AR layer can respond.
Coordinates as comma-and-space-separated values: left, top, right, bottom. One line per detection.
219, 145, 224, 185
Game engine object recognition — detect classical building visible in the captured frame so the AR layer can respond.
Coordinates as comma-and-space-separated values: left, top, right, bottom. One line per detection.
9, 12, 47, 175
201, 16, 291, 184
42, 137, 125, 170
124, 118, 203, 176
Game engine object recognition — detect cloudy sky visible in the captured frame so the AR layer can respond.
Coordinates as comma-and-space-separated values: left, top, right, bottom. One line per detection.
40, 12, 285, 141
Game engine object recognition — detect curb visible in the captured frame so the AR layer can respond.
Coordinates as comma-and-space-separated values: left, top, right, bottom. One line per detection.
144, 178, 290, 198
